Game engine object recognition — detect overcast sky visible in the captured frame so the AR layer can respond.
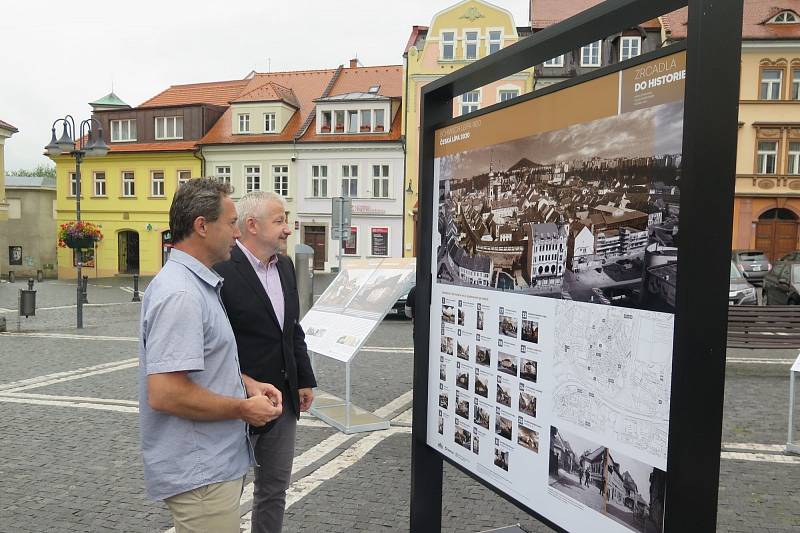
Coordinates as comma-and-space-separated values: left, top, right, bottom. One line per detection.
0, 0, 530, 171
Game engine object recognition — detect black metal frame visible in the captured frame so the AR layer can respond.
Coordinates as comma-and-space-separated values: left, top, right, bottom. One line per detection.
411, 0, 744, 531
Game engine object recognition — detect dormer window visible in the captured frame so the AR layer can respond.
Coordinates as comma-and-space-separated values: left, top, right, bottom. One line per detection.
374, 109, 385, 132
769, 10, 799, 23
317, 106, 388, 134
321, 111, 332, 133
264, 112, 276, 133
110, 119, 136, 142
335, 110, 345, 133
368, 85, 380, 94
155, 116, 183, 140
238, 113, 250, 133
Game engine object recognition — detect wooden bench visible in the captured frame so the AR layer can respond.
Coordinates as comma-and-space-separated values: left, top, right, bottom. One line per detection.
727, 305, 800, 348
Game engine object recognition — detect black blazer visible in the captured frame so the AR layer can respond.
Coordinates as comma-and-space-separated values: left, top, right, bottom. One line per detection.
214, 246, 316, 423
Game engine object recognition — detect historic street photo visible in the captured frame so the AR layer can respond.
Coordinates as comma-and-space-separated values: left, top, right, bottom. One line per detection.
497, 352, 518, 377
518, 425, 539, 453
548, 426, 665, 532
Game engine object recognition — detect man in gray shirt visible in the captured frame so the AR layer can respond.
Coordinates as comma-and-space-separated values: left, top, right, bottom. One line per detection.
139, 178, 282, 533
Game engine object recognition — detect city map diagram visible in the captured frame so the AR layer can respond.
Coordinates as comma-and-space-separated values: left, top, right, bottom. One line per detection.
552, 301, 674, 460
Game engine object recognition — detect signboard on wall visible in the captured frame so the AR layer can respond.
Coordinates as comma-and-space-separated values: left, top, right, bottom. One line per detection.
425, 50, 686, 533
371, 227, 389, 257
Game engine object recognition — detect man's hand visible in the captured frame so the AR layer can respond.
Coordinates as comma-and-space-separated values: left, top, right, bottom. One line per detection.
240, 395, 282, 427
242, 374, 283, 407
298, 387, 314, 412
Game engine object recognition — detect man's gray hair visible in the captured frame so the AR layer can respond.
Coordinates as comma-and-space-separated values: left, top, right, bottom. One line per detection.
237, 191, 287, 230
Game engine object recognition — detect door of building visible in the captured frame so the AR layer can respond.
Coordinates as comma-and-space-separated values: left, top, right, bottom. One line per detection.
303, 226, 326, 270
118, 231, 140, 274
755, 208, 799, 261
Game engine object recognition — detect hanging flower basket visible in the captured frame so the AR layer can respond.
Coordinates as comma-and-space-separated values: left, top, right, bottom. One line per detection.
58, 221, 103, 249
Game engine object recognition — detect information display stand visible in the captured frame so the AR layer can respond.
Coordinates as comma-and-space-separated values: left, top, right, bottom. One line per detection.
787, 353, 800, 455
303, 258, 415, 433
410, 1, 744, 532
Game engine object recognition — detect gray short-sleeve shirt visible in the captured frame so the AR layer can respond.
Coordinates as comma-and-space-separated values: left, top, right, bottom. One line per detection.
138, 248, 251, 501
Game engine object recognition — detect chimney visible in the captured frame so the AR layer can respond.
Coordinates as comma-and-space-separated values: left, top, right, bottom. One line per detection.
349, 58, 358, 68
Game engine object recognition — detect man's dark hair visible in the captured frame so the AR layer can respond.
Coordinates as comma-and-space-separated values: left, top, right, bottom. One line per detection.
169, 178, 233, 244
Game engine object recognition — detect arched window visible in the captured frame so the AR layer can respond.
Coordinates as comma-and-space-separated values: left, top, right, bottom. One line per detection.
769, 10, 799, 24
759, 208, 798, 221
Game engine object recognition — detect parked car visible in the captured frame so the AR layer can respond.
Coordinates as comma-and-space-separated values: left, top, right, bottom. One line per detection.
731, 249, 771, 285
763, 260, 800, 305
729, 261, 757, 305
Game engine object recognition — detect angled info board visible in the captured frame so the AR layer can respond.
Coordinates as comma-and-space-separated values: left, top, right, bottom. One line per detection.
302, 258, 415, 362
426, 50, 685, 533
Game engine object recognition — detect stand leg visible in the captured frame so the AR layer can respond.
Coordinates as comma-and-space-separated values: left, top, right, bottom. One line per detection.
345, 360, 351, 431
789, 372, 795, 450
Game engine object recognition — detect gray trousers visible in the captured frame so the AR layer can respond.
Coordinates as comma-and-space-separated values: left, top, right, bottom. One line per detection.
251, 406, 297, 533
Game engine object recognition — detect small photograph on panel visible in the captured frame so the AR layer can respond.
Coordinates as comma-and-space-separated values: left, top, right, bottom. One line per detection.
306, 326, 327, 338
438, 392, 449, 409
456, 369, 470, 390
476, 345, 491, 367
457, 341, 471, 361
335, 335, 360, 347
440, 335, 454, 355
442, 304, 456, 324
521, 319, 539, 344
499, 314, 518, 339
518, 390, 537, 418
494, 447, 509, 471
455, 393, 470, 420
495, 414, 513, 440
497, 352, 518, 377
517, 426, 539, 453
474, 404, 490, 429
438, 415, 444, 435
439, 363, 447, 381
454, 427, 472, 451
548, 425, 665, 532
496, 382, 512, 407
472, 435, 480, 455
520, 358, 538, 383
474, 373, 489, 398
458, 308, 465, 326
477, 309, 485, 331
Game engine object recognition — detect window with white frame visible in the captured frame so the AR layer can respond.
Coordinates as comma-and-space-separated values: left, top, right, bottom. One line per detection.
68, 172, 78, 197
264, 113, 276, 133
461, 91, 480, 115
110, 119, 137, 142
580, 40, 602, 67
441, 31, 455, 60
488, 30, 502, 54
151, 171, 165, 196
238, 114, 250, 133
370, 227, 389, 256
155, 116, 183, 140
347, 110, 358, 133
341, 165, 358, 197
464, 30, 479, 60
789, 142, 800, 174
372, 164, 389, 198
757, 141, 778, 174
93, 171, 106, 196
245, 165, 261, 192
312, 165, 328, 197
620, 36, 641, 61
360, 110, 372, 132
769, 10, 799, 23
334, 110, 345, 133
793, 70, 800, 100
343, 226, 358, 255
177, 170, 191, 188
374, 109, 385, 132
321, 111, 332, 132
543, 55, 564, 67
760, 69, 783, 100
122, 171, 135, 197
273, 165, 289, 196
215, 166, 231, 185
499, 89, 519, 102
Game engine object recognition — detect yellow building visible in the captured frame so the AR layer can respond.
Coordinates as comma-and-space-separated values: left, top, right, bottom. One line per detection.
402, 0, 535, 256
0, 119, 19, 279
664, 4, 800, 261
51, 84, 245, 278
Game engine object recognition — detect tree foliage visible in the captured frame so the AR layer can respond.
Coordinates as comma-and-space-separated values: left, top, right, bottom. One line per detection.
7, 164, 56, 178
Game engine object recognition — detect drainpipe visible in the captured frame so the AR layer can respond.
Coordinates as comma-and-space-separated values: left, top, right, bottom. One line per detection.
402, 51, 410, 257
194, 146, 206, 177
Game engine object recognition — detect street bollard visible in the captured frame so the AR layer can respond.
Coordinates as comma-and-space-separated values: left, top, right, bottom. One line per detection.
27, 278, 34, 291
82, 275, 89, 304
36, 269, 44, 282
132, 274, 141, 302
8, 271, 15, 283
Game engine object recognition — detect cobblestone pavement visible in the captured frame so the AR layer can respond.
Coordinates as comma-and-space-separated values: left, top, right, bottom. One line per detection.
0, 278, 798, 532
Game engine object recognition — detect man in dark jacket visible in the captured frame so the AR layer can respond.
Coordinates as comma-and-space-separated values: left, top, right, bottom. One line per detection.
214, 191, 316, 533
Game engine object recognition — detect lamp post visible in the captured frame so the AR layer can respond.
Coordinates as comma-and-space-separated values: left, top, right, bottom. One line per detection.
45, 116, 109, 328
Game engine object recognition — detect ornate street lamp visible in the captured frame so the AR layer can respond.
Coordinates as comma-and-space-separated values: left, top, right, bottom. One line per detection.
45, 115, 109, 328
